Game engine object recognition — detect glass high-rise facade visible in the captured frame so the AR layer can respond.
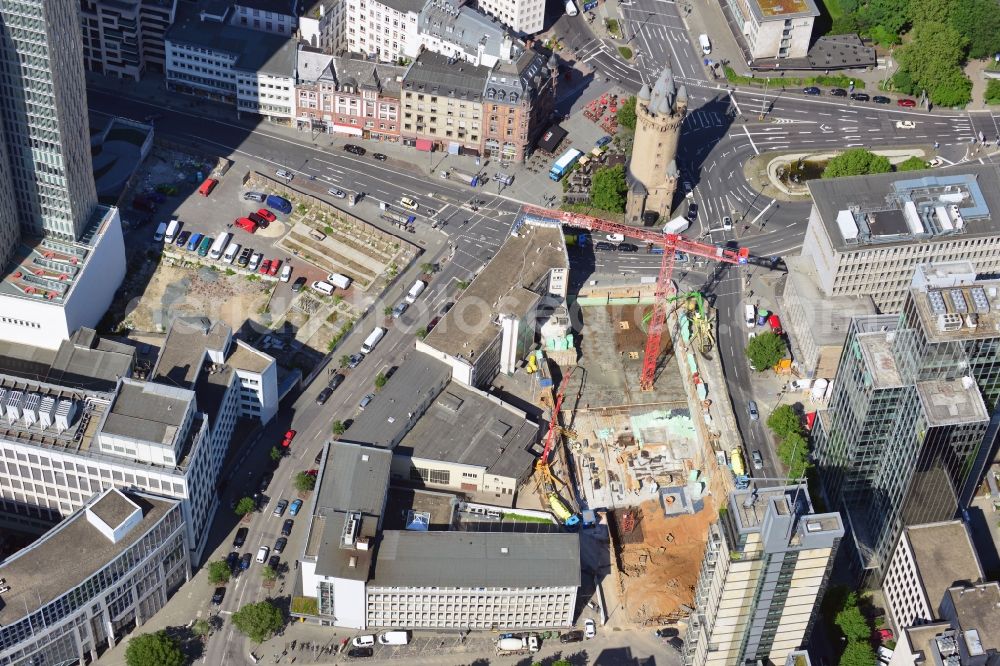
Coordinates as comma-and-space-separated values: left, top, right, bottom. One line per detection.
813, 262, 1000, 582
0, 0, 97, 245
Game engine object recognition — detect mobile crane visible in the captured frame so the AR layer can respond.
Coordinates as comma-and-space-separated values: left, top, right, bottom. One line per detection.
536, 367, 580, 528
517, 206, 750, 390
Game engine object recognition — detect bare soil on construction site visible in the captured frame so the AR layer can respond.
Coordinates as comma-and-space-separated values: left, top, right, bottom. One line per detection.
613, 495, 715, 626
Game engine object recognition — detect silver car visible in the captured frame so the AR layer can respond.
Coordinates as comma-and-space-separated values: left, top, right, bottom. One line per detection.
276, 169, 294, 180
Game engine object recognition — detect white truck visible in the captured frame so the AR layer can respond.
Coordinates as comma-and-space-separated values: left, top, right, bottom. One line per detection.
377, 631, 411, 645
361, 327, 386, 354
327, 273, 352, 290
496, 635, 539, 655
405, 279, 427, 304
164, 218, 181, 243
663, 216, 691, 234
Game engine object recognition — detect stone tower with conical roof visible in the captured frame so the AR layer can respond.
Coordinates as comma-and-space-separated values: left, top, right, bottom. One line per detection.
625, 65, 688, 225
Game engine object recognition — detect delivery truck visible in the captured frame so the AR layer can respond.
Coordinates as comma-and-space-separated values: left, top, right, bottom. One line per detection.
378, 631, 411, 646
405, 279, 426, 303
663, 216, 691, 234
448, 169, 480, 186
496, 635, 539, 655
326, 273, 352, 290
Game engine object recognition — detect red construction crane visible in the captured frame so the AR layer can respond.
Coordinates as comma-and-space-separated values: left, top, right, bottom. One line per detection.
519, 205, 750, 391
536, 366, 576, 486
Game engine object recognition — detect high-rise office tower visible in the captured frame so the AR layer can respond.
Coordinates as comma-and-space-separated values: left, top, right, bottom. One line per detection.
0, 0, 125, 349
0, 0, 98, 243
813, 261, 1000, 582
682, 484, 844, 666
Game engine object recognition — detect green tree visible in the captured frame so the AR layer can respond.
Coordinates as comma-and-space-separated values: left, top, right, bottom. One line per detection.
841, 640, 877, 666
777, 431, 810, 479
986, 80, 1000, 106
234, 496, 257, 517
294, 471, 317, 492
745, 332, 787, 371
822, 148, 893, 179
192, 619, 211, 637
617, 95, 637, 130
908, 0, 957, 26
420, 261, 435, 274
590, 164, 628, 213
331, 420, 346, 437
269, 446, 283, 463
383, 305, 393, 317
835, 592, 871, 642
949, 0, 1000, 59
374, 372, 387, 390
261, 565, 278, 584
339, 354, 350, 368
896, 156, 928, 171
207, 559, 232, 585
895, 22, 971, 107
231, 600, 284, 644
928, 66, 973, 107
416, 327, 428, 339
858, 0, 910, 44
766, 404, 803, 439
125, 631, 184, 666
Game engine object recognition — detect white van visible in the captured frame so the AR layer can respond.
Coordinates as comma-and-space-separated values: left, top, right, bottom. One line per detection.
255, 546, 269, 564
209, 232, 232, 260
361, 327, 385, 354
312, 281, 335, 295
405, 280, 426, 304
699, 33, 711, 55
222, 242, 241, 264
164, 219, 181, 243
153, 222, 167, 242
327, 273, 352, 290
744, 304, 756, 328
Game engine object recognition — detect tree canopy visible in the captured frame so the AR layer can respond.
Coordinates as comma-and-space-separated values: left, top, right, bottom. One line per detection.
207, 559, 231, 585
231, 600, 284, 643
125, 631, 185, 666
777, 431, 810, 479
590, 164, 628, 213
234, 496, 256, 516
896, 156, 928, 172
893, 21, 970, 107
822, 148, 893, 179
616, 96, 637, 130
948, 0, 1000, 59
745, 332, 787, 371
294, 471, 317, 492
766, 405, 803, 439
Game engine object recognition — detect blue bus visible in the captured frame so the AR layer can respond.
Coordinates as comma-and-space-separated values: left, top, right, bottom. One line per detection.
549, 148, 583, 181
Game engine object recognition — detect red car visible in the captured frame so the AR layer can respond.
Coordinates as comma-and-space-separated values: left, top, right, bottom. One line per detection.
257, 209, 276, 223
268, 259, 282, 277
897, 98, 916, 107
259, 259, 272, 275
235, 217, 257, 233
875, 629, 893, 641
768, 314, 783, 335
281, 429, 296, 448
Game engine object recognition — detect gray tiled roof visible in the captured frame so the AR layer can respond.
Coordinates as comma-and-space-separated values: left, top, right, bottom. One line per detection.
402, 50, 491, 101
333, 55, 407, 95
371, 531, 581, 588
419, 0, 516, 61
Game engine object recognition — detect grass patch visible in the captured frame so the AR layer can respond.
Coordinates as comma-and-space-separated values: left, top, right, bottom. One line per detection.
986, 80, 1000, 105
605, 18, 620, 38
618, 46, 633, 60
723, 65, 863, 90
290, 597, 318, 615
503, 512, 553, 524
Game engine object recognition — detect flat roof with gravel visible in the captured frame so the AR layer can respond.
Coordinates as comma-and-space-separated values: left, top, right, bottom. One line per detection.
101, 379, 192, 446
905, 521, 983, 615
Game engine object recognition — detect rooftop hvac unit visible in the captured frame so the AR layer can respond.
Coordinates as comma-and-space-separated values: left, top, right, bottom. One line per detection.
341, 511, 361, 547
22, 393, 39, 427
38, 396, 56, 429
948, 288, 969, 313
965, 314, 978, 330
970, 286, 991, 314
54, 399, 76, 432
938, 313, 963, 332
6, 391, 23, 423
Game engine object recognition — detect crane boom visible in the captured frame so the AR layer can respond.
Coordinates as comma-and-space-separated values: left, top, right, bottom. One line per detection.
518, 205, 750, 390
538, 366, 575, 468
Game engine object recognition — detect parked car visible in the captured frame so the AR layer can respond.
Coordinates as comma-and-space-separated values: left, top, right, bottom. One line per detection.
372, 153, 387, 161
257, 209, 276, 223
316, 387, 333, 405
347, 353, 364, 369
596, 135, 613, 147
352, 636, 376, 648
722, 216, 733, 231
259, 472, 273, 492
829, 88, 847, 96
560, 630, 584, 644
873, 95, 891, 104
282, 429, 296, 448
244, 191, 266, 202
328, 188, 346, 198
279, 264, 292, 282
256, 546, 270, 564
895, 120, 916, 129
897, 98, 917, 107
427, 316, 441, 331
268, 259, 282, 277
237, 247, 253, 267
347, 647, 374, 658
239, 552, 252, 570
212, 587, 225, 605
359, 393, 374, 410
248, 252, 263, 271
274, 537, 287, 553
343, 144, 366, 155
655, 627, 679, 638
291, 276, 307, 292
803, 86, 821, 95
281, 519, 294, 537
686, 202, 698, 221
248, 212, 267, 228
594, 241, 616, 252
233, 527, 249, 548
289, 499, 303, 516
584, 619, 597, 639
328, 374, 345, 390
392, 302, 409, 319
850, 92, 870, 102
617, 243, 639, 253
751, 450, 764, 470
748, 400, 760, 421
175, 230, 191, 247
273, 499, 288, 517
226, 551, 240, 572
268, 555, 281, 570
276, 169, 294, 180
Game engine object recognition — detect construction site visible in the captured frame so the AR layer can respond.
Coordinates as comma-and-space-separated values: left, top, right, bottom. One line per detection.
509, 207, 754, 627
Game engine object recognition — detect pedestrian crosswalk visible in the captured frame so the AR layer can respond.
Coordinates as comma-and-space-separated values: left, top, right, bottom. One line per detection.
683, 110, 730, 129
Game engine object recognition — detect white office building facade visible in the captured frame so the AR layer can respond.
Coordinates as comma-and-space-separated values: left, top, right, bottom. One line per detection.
345, 0, 419, 61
